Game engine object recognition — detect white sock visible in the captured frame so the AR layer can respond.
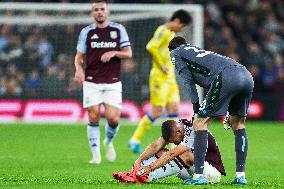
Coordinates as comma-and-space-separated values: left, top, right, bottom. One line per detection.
105, 122, 120, 145
87, 124, 100, 158
236, 172, 245, 178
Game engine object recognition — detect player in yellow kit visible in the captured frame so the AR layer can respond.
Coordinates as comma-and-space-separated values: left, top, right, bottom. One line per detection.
129, 10, 192, 153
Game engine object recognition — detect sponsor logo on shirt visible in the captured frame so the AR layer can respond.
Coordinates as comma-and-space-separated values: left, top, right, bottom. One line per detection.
110, 31, 117, 39
91, 42, 117, 48
91, 34, 99, 39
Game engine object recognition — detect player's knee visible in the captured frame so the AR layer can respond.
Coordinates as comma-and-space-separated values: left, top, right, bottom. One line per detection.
193, 118, 209, 130
87, 110, 100, 123
229, 115, 246, 130
107, 117, 120, 126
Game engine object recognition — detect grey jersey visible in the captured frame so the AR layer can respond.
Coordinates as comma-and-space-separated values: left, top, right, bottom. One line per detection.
170, 44, 241, 103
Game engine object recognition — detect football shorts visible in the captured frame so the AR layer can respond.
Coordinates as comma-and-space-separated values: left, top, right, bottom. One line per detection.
149, 76, 180, 107
83, 81, 122, 109
198, 65, 254, 117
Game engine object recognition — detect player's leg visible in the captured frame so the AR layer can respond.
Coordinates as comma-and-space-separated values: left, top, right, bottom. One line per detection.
86, 105, 101, 164
188, 117, 214, 184
166, 81, 180, 121
103, 104, 121, 162
102, 82, 123, 162
228, 66, 253, 185
129, 77, 168, 153
186, 73, 230, 185
83, 81, 103, 164
135, 148, 193, 183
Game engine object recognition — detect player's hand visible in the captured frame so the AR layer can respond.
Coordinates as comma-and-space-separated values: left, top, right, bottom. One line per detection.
101, 51, 117, 63
137, 166, 151, 176
74, 68, 85, 85
161, 65, 169, 75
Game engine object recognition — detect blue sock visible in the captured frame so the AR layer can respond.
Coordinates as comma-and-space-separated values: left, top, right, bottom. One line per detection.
105, 122, 120, 145
194, 130, 208, 174
234, 128, 248, 172
167, 113, 179, 120
87, 123, 100, 157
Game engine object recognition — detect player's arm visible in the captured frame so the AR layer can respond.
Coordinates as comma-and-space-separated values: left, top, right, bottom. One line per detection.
74, 51, 85, 85
146, 28, 169, 74
74, 28, 88, 85
134, 137, 167, 166
101, 46, 132, 63
139, 144, 190, 175
171, 53, 200, 112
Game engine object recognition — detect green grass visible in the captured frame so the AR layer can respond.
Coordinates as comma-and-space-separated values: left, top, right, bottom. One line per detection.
0, 121, 284, 188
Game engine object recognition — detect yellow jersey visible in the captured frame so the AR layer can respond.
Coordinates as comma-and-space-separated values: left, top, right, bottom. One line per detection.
146, 24, 175, 80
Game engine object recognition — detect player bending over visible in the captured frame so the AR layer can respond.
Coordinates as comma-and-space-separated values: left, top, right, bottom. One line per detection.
113, 119, 226, 184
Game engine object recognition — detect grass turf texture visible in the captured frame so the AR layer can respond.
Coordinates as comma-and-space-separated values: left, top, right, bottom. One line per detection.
0, 121, 284, 188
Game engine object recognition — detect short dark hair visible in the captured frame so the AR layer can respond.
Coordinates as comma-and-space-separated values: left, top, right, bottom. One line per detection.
161, 120, 177, 142
170, 9, 192, 25
92, 0, 107, 3
168, 36, 187, 51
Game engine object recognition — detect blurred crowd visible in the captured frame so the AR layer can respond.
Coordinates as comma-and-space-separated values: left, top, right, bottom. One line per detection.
0, 0, 283, 100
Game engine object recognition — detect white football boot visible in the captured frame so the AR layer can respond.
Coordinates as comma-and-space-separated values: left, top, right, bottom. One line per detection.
104, 139, 116, 162
89, 153, 101, 164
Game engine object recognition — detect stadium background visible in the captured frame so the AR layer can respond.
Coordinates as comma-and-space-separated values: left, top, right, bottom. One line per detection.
0, 0, 283, 123
0, 1, 284, 189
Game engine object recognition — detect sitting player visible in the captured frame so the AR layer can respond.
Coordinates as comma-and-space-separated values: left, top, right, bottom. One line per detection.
113, 119, 226, 184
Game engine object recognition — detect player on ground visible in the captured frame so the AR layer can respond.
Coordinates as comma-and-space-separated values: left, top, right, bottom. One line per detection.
113, 119, 226, 184
74, 0, 132, 164
168, 36, 254, 185
128, 10, 192, 153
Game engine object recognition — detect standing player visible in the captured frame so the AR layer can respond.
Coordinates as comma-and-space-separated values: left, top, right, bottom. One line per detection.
74, 0, 132, 164
113, 119, 226, 184
128, 10, 192, 153
168, 36, 254, 185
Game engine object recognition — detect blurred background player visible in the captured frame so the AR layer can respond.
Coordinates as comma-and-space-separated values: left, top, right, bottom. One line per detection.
128, 10, 192, 153
113, 119, 226, 184
74, 0, 132, 164
169, 36, 253, 185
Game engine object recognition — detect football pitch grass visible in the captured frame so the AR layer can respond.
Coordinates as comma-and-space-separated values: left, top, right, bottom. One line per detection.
1, 121, 284, 188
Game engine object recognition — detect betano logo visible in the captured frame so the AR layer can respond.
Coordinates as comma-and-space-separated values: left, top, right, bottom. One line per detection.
91, 41, 117, 48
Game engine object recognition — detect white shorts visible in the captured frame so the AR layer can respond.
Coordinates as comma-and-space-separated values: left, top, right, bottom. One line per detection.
83, 81, 122, 109
187, 161, 221, 184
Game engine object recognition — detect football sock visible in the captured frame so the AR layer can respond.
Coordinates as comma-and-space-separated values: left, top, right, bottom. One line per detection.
87, 123, 100, 158
194, 130, 208, 174
147, 157, 188, 182
234, 128, 248, 173
105, 122, 119, 145
167, 113, 179, 121
132, 114, 155, 142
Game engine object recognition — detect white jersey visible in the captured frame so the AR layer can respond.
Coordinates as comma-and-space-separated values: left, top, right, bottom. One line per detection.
180, 125, 195, 149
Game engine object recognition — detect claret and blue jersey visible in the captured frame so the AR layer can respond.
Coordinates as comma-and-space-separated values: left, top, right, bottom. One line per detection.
76, 22, 131, 84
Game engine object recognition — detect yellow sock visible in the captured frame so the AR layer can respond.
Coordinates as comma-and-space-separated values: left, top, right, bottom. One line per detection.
132, 115, 154, 142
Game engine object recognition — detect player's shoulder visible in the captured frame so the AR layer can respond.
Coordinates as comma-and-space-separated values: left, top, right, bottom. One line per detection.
155, 24, 171, 35
109, 21, 127, 31
80, 23, 97, 33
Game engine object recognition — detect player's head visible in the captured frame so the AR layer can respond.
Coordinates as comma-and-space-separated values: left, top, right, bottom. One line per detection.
168, 36, 187, 51
169, 9, 192, 32
161, 120, 185, 145
91, 0, 109, 24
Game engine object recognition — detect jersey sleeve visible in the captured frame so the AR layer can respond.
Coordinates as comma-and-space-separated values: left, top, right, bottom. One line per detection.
118, 24, 131, 48
171, 52, 199, 104
146, 27, 170, 67
76, 28, 88, 54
